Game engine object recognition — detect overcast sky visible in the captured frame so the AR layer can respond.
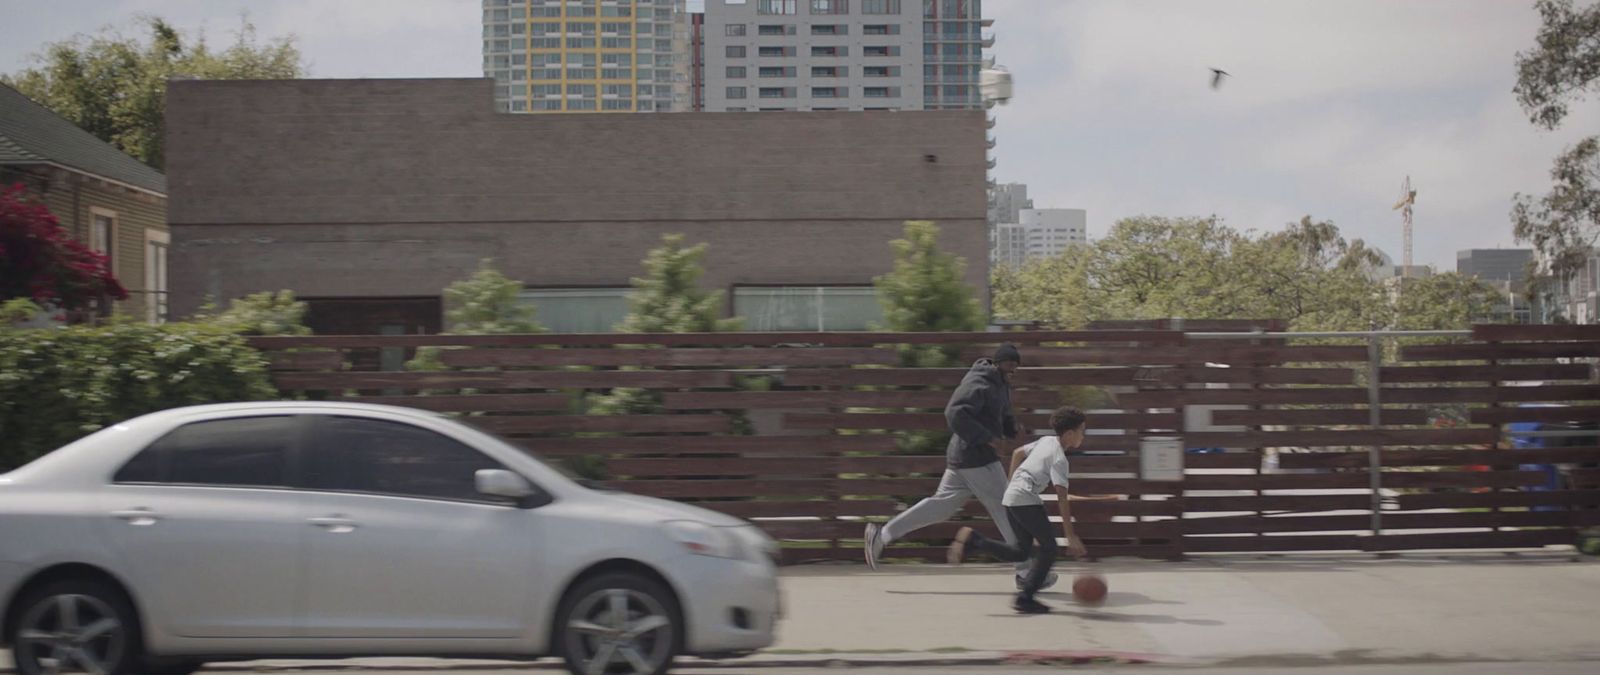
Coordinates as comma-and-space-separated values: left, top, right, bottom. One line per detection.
4, 0, 1596, 270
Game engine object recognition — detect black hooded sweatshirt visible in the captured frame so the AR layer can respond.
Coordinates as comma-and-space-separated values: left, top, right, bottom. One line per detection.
944, 358, 1018, 469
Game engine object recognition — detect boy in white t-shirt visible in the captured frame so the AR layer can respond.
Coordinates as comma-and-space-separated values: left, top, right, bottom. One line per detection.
947, 406, 1089, 614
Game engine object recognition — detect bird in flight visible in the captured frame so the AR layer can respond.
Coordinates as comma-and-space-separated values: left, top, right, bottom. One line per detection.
1210, 68, 1230, 90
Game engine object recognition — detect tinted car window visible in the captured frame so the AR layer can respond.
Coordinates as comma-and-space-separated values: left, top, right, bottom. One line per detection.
115, 416, 297, 488
303, 416, 507, 503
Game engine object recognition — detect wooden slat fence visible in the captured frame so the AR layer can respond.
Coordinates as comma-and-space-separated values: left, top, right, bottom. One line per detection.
250, 322, 1600, 563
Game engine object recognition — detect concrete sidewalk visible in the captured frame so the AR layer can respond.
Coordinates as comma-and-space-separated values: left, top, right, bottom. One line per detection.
775, 550, 1600, 665
4, 551, 1598, 671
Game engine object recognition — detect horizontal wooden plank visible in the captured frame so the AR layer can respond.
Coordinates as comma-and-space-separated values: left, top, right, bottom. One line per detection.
1089, 318, 1288, 331
1380, 470, 1548, 489
471, 414, 733, 434
1569, 468, 1600, 488
1395, 490, 1600, 510
1365, 530, 1574, 551
1120, 388, 1370, 408
439, 347, 899, 368
662, 389, 1068, 411
273, 369, 734, 390
1183, 473, 1369, 490
1210, 408, 1429, 426
783, 366, 1355, 388
1184, 495, 1373, 512
524, 434, 888, 456
1474, 324, 1600, 342
1380, 363, 1595, 383
1277, 447, 1600, 469
339, 393, 572, 412
983, 345, 1368, 366
1184, 535, 1363, 552
1183, 428, 1497, 448
267, 350, 346, 371
1122, 385, 1600, 408
611, 479, 835, 498
1400, 341, 1600, 361
1385, 385, 1600, 405
783, 412, 1183, 432
690, 500, 846, 518
251, 329, 1186, 350
1470, 406, 1600, 425
1184, 514, 1372, 535
608, 457, 841, 477
1184, 452, 1267, 469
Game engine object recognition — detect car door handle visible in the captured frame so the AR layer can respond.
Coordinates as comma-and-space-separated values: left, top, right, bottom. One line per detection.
111, 509, 161, 526
308, 516, 358, 533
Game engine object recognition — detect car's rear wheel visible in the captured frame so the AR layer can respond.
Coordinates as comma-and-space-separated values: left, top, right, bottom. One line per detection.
7, 579, 140, 675
555, 573, 680, 675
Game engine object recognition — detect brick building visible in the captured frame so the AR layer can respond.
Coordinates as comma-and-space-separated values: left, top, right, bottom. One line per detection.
164, 78, 987, 334
1, 83, 170, 323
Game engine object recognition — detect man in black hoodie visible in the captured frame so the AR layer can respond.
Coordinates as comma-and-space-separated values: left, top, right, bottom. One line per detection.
864, 343, 1053, 589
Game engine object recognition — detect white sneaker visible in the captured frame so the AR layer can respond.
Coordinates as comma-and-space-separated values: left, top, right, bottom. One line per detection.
1016, 572, 1059, 591
864, 523, 884, 570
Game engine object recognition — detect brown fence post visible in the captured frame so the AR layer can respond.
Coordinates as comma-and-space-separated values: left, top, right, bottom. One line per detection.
1367, 330, 1385, 542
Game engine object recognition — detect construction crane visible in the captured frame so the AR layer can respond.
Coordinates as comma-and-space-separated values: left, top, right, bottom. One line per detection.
1393, 176, 1417, 278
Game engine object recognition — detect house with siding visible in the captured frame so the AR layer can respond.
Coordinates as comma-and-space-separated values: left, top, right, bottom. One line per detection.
1, 83, 169, 322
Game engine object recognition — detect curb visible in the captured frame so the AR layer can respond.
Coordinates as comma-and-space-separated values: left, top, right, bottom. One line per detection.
0, 650, 1173, 672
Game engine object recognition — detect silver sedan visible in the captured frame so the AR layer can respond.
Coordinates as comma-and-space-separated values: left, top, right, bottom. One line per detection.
0, 402, 780, 675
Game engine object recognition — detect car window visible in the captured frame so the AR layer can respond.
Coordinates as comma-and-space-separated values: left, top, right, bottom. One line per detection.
115, 416, 297, 488
303, 416, 509, 503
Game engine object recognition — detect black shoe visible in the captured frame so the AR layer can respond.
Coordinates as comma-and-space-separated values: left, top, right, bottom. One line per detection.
1013, 595, 1052, 614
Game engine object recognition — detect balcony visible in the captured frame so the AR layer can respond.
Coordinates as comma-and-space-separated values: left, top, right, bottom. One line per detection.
981, 17, 995, 27
986, 157, 997, 170
986, 115, 996, 129
981, 33, 995, 48
986, 136, 996, 149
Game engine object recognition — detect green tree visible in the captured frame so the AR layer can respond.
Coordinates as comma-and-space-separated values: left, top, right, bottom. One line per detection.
875, 221, 985, 333
190, 290, 310, 336
3, 16, 304, 170
1392, 272, 1505, 330
615, 234, 741, 334
587, 236, 744, 478
407, 259, 544, 371
991, 246, 1095, 328
1511, 0, 1600, 279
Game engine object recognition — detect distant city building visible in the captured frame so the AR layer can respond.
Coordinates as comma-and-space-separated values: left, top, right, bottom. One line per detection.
987, 182, 1030, 225
482, 0, 692, 114
1019, 208, 1086, 259
1458, 248, 1535, 323
992, 222, 1027, 268
1457, 249, 1533, 286
699, 0, 990, 113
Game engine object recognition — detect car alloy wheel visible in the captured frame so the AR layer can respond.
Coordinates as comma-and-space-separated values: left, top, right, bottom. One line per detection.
13, 590, 130, 675
559, 575, 678, 675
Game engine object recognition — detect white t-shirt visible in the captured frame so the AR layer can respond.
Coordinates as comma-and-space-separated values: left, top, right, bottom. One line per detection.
1002, 436, 1071, 507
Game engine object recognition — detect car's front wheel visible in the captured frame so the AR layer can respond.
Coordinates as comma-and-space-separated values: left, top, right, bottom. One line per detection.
7, 579, 140, 675
555, 573, 681, 675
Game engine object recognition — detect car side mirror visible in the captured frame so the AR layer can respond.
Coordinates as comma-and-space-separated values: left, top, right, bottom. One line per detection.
476, 469, 536, 500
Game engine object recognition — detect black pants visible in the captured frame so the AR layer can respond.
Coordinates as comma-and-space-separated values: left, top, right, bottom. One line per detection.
966, 504, 1057, 598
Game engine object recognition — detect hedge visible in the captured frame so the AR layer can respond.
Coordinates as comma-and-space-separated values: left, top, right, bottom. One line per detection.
0, 321, 278, 470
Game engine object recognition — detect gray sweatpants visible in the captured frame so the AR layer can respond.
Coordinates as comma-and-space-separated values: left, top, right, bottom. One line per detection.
881, 461, 1030, 574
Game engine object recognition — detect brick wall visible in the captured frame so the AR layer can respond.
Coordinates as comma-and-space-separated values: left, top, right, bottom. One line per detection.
164, 78, 988, 320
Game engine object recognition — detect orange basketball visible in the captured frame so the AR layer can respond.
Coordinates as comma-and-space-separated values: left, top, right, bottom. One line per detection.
1072, 574, 1108, 605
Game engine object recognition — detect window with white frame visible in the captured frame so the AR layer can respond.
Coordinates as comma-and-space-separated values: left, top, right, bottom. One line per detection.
518, 288, 633, 333
733, 286, 882, 331
89, 208, 116, 272
144, 229, 169, 323
758, 0, 799, 15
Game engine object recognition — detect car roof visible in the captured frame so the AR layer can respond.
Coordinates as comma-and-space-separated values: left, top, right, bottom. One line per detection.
140, 400, 442, 422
